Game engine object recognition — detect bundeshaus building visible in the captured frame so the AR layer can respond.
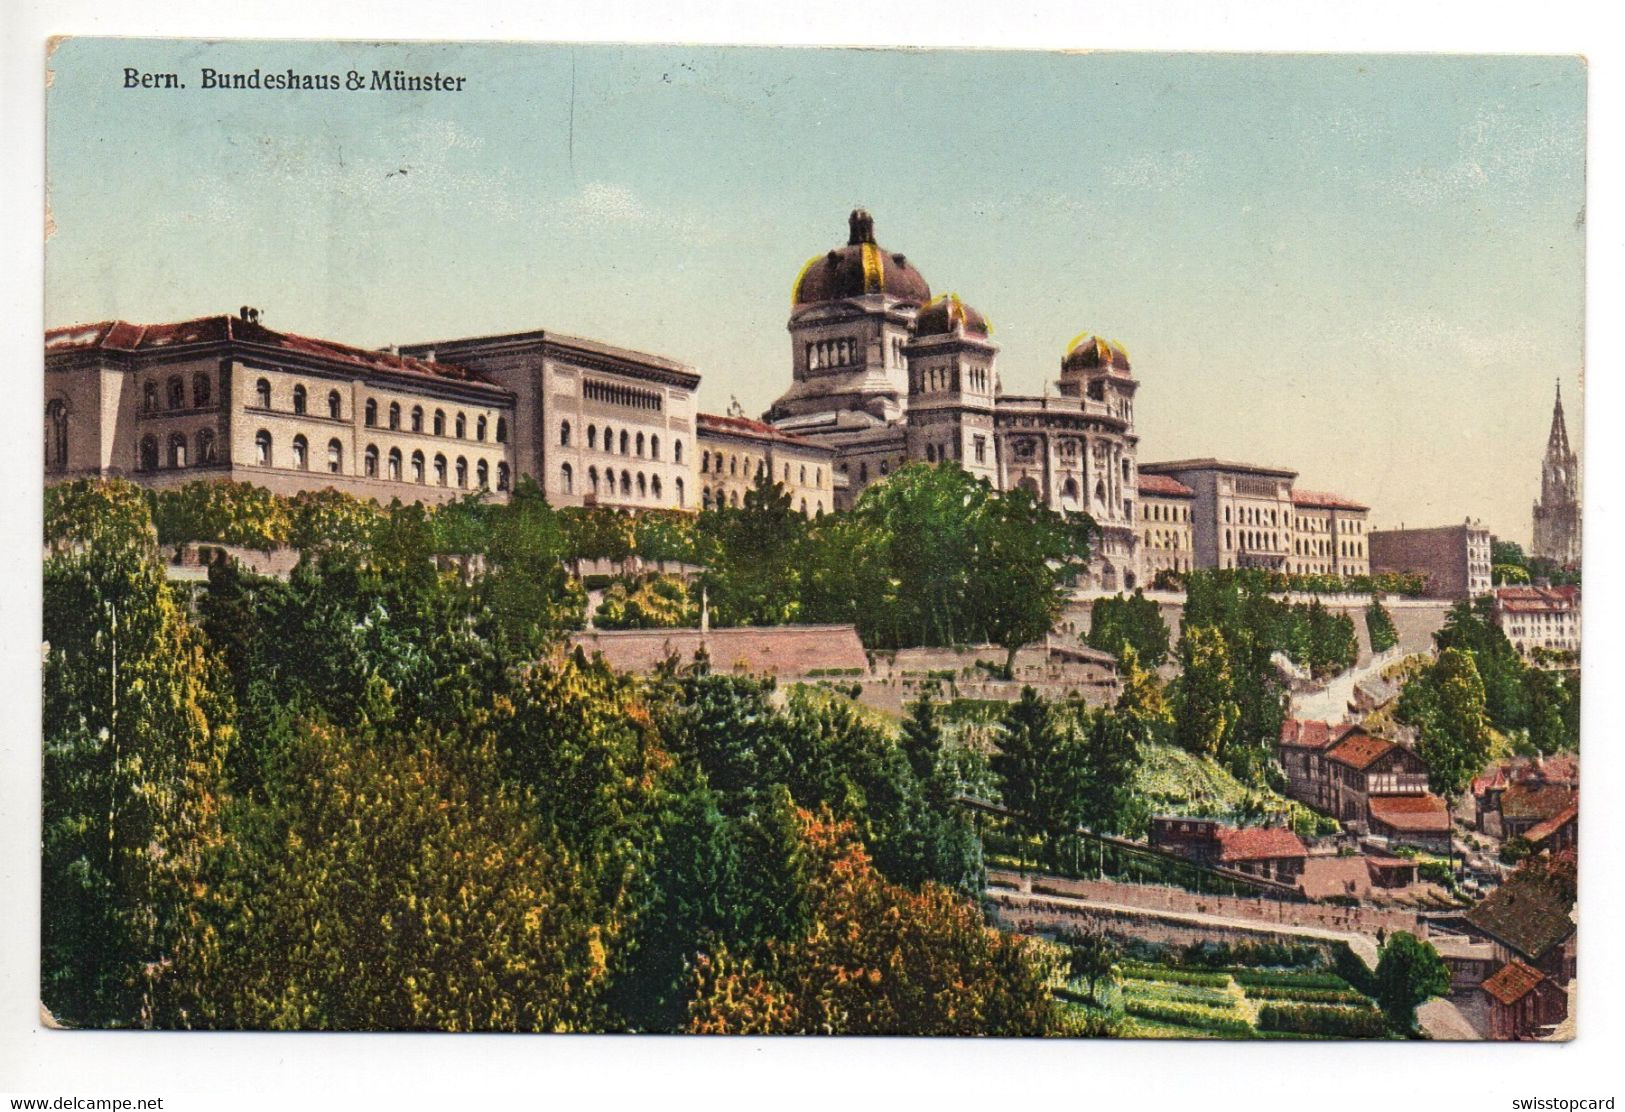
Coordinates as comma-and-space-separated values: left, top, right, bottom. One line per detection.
44, 208, 1372, 591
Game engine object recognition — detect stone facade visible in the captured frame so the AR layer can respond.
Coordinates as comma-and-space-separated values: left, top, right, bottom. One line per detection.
696, 413, 835, 515
1289, 489, 1370, 577
1368, 521, 1493, 600
45, 314, 517, 505
1136, 459, 1298, 572
766, 210, 1142, 589
1493, 585, 1580, 660
1531, 383, 1581, 568
1136, 473, 1195, 580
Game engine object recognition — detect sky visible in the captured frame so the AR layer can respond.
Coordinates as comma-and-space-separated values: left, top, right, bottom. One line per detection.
45, 40, 1585, 544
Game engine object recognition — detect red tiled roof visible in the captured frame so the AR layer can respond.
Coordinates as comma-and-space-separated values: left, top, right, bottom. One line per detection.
1215, 825, 1307, 863
1524, 804, 1578, 846
1496, 585, 1580, 614
697, 412, 830, 450
1291, 488, 1369, 512
1325, 730, 1397, 770
1137, 474, 1194, 498
1501, 784, 1578, 823
1481, 959, 1546, 1006
1280, 718, 1333, 749
45, 315, 503, 391
1368, 793, 1451, 833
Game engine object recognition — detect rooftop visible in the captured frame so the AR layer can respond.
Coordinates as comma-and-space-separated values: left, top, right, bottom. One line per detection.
1139, 458, 1297, 480
1464, 862, 1577, 962
1325, 730, 1399, 771
1291, 489, 1369, 512
1481, 958, 1547, 1006
46, 314, 505, 392
1367, 793, 1451, 833
1524, 804, 1579, 846
1496, 585, 1581, 614
698, 412, 833, 452
1215, 825, 1307, 863
1501, 783, 1579, 823
1137, 473, 1195, 498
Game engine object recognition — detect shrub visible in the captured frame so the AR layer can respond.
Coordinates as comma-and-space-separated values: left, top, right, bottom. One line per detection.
1256, 1002, 1386, 1038
1118, 963, 1231, 989
1122, 998, 1252, 1037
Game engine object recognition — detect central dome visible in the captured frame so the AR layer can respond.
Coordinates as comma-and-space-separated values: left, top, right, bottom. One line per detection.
791, 210, 932, 308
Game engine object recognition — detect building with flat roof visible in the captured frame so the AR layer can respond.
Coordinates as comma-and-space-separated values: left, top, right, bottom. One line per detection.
1368, 520, 1493, 599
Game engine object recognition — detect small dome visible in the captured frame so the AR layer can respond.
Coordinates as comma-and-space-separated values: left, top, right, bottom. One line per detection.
792, 209, 932, 308
914, 293, 990, 338
1063, 333, 1131, 375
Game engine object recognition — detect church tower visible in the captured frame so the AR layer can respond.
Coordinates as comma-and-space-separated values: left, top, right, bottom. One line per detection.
1532, 381, 1581, 567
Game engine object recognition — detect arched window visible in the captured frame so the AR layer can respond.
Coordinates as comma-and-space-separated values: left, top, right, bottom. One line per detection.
476, 416, 488, 442
365, 399, 378, 427
652, 475, 662, 499
1094, 480, 1106, 503
388, 448, 402, 481
619, 430, 629, 455
193, 373, 212, 408
604, 468, 615, 494
196, 428, 216, 464
675, 477, 684, 507
729, 490, 740, 508
620, 471, 632, 496
255, 379, 271, 408
328, 390, 342, 420
588, 425, 598, 450
411, 406, 424, 433
561, 462, 574, 495
1062, 477, 1079, 500
456, 457, 468, 488
364, 445, 379, 477
495, 417, 508, 443
815, 468, 822, 487
168, 376, 185, 409
328, 439, 343, 474
561, 421, 572, 447
701, 451, 710, 474
411, 451, 426, 483
476, 460, 489, 488
636, 432, 645, 457
168, 432, 187, 468
497, 462, 510, 491
433, 409, 446, 436
254, 430, 271, 467
703, 487, 713, 510
784, 463, 790, 480
45, 400, 68, 471
433, 453, 447, 485
1122, 458, 1131, 483
637, 472, 647, 498
673, 439, 683, 465
730, 456, 738, 477
139, 434, 159, 471
455, 413, 466, 439
291, 435, 308, 470
800, 465, 807, 485
389, 402, 401, 430
292, 385, 307, 415
757, 460, 766, 480
603, 425, 614, 453
800, 498, 808, 514
859, 462, 868, 482
588, 466, 600, 494
650, 434, 660, 460
143, 382, 159, 413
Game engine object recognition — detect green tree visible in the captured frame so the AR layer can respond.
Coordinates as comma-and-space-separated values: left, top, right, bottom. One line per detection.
1063, 928, 1118, 1005
478, 478, 584, 653
992, 688, 1088, 864
1087, 589, 1171, 666
1365, 593, 1400, 654
1172, 625, 1239, 760
901, 693, 943, 783
42, 480, 234, 1027
696, 475, 807, 626
1399, 647, 1494, 799
1373, 932, 1451, 1035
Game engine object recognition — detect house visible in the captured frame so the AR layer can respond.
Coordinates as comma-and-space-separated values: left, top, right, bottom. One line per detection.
1366, 794, 1453, 854
1472, 755, 1579, 836
1499, 783, 1579, 841
1523, 804, 1579, 855
1481, 958, 1569, 1040
1492, 584, 1580, 662
1148, 817, 1307, 884
1321, 728, 1431, 822
1463, 858, 1577, 984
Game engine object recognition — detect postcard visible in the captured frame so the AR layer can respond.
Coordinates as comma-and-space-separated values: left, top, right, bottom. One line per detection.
41, 39, 1582, 1040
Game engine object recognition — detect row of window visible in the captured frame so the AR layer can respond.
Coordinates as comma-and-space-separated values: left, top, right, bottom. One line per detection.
698, 486, 825, 516
1228, 529, 1283, 552
583, 378, 663, 411
243, 429, 510, 491
570, 464, 682, 505
1226, 503, 1281, 527
1142, 529, 1187, 550
564, 422, 681, 462
136, 430, 220, 470
246, 378, 508, 444
143, 373, 213, 413
1294, 515, 1368, 534
912, 365, 991, 394
699, 450, 826, 489
806, 338, 857, 370
1142, 501, 1189, 523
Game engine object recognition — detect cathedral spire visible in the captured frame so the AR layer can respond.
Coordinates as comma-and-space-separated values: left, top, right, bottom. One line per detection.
1548, 379, 1572, 457
1533, 378, 1581, 566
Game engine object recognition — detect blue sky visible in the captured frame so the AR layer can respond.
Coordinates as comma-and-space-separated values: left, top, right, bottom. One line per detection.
46, 41, 1584, 543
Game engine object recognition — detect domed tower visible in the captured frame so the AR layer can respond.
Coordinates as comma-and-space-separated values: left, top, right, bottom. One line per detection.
904, 293, 999, 485
1059, 334, 1137, 427
765, 209, 932, 427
